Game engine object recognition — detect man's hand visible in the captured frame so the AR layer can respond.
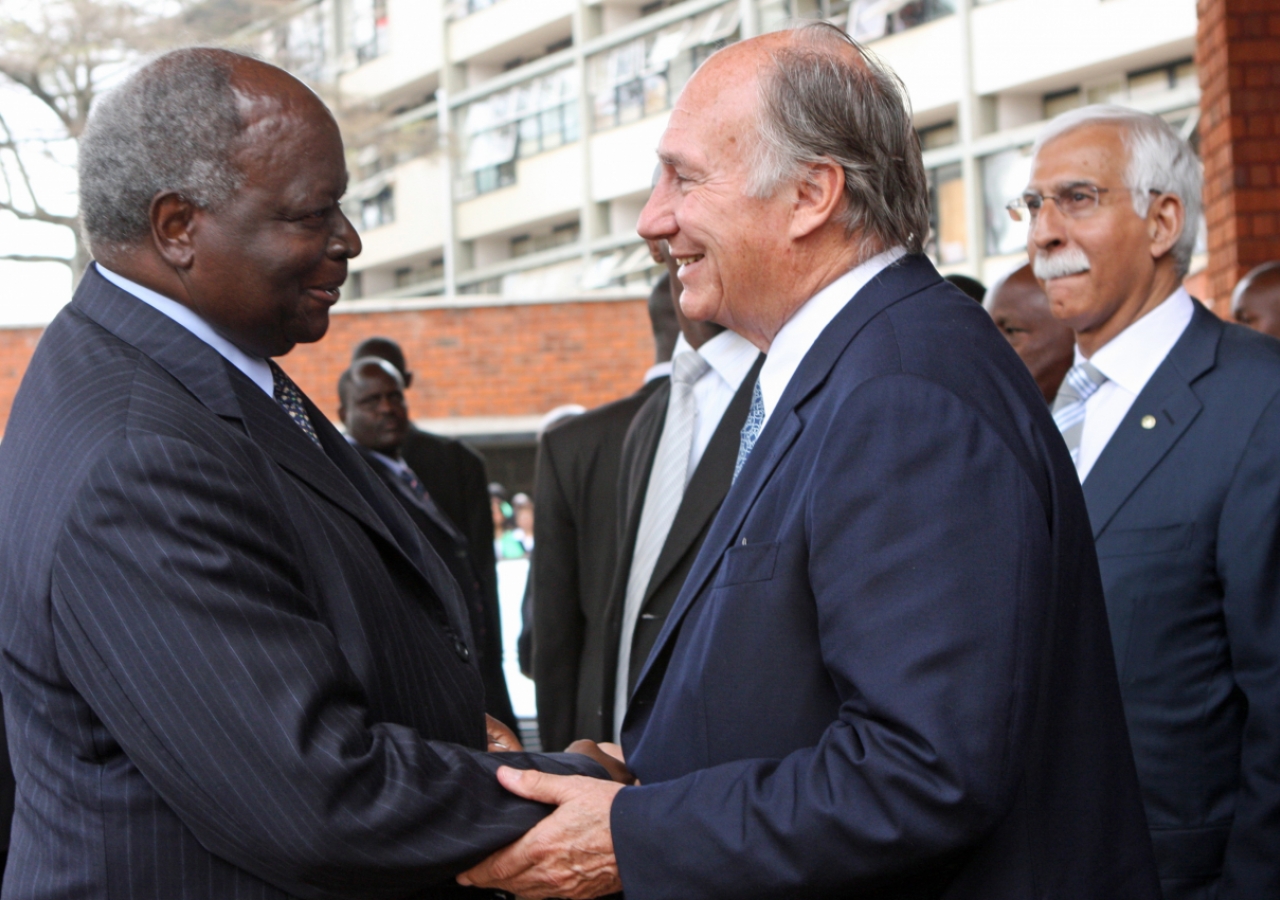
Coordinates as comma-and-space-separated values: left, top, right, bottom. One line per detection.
485, 714, 523, 752
566, 739, 635, 785
457, 766, 624, 899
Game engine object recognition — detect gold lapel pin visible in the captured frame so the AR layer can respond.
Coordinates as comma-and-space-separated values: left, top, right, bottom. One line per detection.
1141, 415, 1157, 430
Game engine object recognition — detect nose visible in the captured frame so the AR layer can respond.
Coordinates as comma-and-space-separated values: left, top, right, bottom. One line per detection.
638, 168, 677, 244
331, 208, 362, 260
1028, 198, 1066, 253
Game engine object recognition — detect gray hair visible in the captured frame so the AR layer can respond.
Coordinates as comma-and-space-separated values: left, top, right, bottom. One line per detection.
1033, 104, 1202, 276
746, 22, 929, 256
79, 47, 254, 251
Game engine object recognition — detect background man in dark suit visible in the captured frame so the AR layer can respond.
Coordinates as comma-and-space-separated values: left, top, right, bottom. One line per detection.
531, 273, 679, 751
0, 48, 616, 899
1023, 104, 1280, 900
985, 262, 1075, 402
350, 337, 516, 730
603, 277, 762, 743
1231, 260, 1280, 340
460, 25, 1157, 900
338, 356, 517, 731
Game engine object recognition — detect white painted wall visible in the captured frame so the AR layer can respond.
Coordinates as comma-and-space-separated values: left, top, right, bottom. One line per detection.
449, 0, 576, 64
340, 0, 443, 101
350, 156, 447, 271
456, 144, 583, 239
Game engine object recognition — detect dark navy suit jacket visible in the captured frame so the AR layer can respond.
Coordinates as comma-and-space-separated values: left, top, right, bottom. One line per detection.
611, 255, 1161, 900
0, 266, 603, 900
1082, 302, 1280, 900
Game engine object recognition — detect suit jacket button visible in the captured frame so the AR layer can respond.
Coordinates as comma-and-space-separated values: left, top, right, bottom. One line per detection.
453, 637, 471, 661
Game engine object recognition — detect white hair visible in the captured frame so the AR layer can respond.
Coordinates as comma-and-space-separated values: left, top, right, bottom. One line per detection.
1033, 104, 1202, 276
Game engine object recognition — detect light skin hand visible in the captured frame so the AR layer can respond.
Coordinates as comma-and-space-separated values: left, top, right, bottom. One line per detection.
485, 714, 523, 752
456, 767, 625, 899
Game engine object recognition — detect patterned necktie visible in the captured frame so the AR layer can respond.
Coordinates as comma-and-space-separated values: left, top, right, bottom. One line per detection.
269, 360, 321, 447
614, 349, 709, 740
733, 378, 766, 482
1051, 360, 1108, 466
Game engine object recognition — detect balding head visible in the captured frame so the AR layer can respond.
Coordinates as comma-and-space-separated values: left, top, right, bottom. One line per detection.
987, 263, 1076, 403
1232, 261, 1280, 341
637, 23, 926, 351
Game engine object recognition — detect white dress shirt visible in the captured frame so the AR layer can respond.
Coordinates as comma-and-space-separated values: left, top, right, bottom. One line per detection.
1074, 287, 1195, 482
95, 262, 275, 396
755, 246, 907, 432
672, 328, 759, 483
643, 360, 673, 384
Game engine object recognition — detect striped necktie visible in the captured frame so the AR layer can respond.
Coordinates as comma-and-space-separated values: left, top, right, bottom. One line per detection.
613, 349, 709, 739
733, 378, 765, 482
1052, 360, 1108, 465
269, 361, 321, 447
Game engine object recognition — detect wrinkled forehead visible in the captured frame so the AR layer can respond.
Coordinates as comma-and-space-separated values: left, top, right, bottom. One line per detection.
1028, 123, 1129, 189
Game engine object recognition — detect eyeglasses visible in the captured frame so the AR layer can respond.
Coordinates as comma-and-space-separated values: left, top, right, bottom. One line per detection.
1006, 185, 1112, 223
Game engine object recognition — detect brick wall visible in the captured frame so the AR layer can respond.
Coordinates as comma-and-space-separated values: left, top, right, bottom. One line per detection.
0, 298, 654, 436
1197, 0, 1280, 315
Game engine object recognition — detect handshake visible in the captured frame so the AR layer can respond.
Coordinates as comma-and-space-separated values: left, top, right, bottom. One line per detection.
474, 716, 636, 898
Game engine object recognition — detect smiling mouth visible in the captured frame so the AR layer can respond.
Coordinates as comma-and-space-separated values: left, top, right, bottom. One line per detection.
306, 286, 341, 303
675, 255, 704, 268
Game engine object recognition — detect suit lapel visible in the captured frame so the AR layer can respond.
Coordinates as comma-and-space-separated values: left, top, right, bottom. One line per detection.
631, 254, 942, 696
641, 353, 766, 610
1082, 303, 1220, 538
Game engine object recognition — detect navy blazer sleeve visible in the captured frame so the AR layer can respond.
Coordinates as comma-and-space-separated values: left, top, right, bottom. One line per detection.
1218, 389, 1280, 896
612, 374, 1054, 897
50, 432, 602, 900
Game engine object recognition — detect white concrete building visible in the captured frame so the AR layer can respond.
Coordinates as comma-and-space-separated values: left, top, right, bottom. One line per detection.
248, 0, 1201, 301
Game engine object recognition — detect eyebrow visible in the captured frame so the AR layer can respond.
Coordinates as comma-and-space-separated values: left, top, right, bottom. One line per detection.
657, 151, 688, 170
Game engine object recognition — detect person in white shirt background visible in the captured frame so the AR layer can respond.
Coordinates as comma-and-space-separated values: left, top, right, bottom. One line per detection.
1021, 103, 1280, 900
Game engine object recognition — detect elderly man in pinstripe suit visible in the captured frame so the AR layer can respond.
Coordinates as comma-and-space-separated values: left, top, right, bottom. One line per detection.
0, 48, 619, 900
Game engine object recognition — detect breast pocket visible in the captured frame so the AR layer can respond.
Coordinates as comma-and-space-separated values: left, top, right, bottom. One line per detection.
1096, 523, 1194, 558
717, 541, 780, 586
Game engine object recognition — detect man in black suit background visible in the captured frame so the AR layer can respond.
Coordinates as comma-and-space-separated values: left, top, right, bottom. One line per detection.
0, 48, 617, 899
1023, 104, 1280, 900
603, 249, 763, 742
532, 272, 679, 751
339, 356, 516, 731
349, 338, 516, 729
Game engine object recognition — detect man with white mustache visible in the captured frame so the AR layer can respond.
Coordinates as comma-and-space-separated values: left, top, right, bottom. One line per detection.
1020, 105, 1280, 900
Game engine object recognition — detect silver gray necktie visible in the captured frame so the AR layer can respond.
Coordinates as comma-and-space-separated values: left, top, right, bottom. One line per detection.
1052, 360, 1108, 467
613, 349, 709, 741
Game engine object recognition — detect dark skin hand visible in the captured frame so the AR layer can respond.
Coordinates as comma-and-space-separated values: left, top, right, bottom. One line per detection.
486, 714, 523, 752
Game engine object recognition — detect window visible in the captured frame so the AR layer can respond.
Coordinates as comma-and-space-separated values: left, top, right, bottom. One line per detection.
587, 4, 739, 133
268, 2, 332, 84
352, 0, 389, 64
361, 186, 395, 231
982, 146, 1033, 257
461, 68, 578, 197
1043, 88, 1082, 120
918, 121, 958, 150
511, 222, 580, 258
927, 164, 966, 265
848, 0, 954, 42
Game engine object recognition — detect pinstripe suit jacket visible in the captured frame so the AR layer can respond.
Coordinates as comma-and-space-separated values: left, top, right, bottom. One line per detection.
0, 266, 603, 900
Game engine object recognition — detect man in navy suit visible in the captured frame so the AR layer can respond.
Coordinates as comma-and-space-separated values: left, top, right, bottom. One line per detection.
1021, 105, 1280, 900
459, 24, 1159, 900
0, 48, 618, 899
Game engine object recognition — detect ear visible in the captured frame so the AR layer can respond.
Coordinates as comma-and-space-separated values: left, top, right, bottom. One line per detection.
789, 159, 845, 241
1147, 192, 1185, 262
150, 191, 199, 270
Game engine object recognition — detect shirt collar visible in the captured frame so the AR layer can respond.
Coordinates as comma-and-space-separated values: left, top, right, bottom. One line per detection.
694, 328, 759, 393
345, 435, 410, 476
94, 262, 275, 397
644, 360, 672, 383
757, 246, 907, 419
1080, 286, 1195, 395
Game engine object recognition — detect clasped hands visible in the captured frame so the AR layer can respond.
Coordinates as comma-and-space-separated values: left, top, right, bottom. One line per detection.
472, 718, 634, 899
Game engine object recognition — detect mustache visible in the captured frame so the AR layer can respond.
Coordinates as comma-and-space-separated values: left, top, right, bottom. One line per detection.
1033, 247, 1091, 281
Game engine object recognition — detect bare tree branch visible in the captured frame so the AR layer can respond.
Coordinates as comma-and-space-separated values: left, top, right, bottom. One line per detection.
0, 253, 72, 267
